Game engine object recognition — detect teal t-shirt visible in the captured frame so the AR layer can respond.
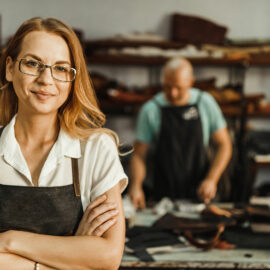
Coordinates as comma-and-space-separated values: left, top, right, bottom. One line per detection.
135, 88, 226, 146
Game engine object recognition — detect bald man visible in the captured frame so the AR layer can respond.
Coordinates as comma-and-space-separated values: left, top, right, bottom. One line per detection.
129, 57, 232, 209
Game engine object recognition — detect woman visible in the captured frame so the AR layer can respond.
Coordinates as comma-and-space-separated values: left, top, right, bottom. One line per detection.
0, 17, 127, 270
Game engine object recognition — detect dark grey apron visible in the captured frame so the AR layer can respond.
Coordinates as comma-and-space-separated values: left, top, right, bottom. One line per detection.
153, 93, 209, 201
0, 127, 83, 236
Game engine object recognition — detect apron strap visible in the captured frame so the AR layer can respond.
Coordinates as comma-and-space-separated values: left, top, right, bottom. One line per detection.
196, 91, 204, 104
72, 158, 81, 197
0, 127, 4, 137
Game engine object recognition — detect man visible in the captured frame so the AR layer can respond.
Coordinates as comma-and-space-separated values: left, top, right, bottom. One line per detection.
129, 57, 232, 209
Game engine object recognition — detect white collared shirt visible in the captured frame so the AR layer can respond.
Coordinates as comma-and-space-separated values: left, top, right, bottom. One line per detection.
0, 116, 128, 211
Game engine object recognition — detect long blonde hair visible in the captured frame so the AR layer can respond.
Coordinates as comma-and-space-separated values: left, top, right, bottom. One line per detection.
0, 17, 119, 144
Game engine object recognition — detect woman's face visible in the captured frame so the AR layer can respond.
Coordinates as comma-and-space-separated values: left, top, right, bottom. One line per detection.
5, 30, 73, 116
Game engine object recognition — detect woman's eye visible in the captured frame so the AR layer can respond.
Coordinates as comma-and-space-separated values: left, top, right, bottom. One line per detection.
26, 60, 38, 67
54, 65, 68, 72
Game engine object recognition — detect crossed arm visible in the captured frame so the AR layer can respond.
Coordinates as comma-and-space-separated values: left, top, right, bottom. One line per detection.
0, 182, 124, 270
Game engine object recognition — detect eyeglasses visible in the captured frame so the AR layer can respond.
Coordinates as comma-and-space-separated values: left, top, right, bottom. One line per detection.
18, 58, 76, 82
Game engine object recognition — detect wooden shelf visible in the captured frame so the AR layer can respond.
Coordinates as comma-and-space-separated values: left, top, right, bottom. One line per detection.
86, 54, 248, 67
84, 40, 188, 50
249, 55, 270, 66
223, 108, 270, 118
85, 39, 270, 67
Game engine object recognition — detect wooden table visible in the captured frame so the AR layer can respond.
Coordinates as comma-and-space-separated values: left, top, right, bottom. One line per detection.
120, 208, 270, 269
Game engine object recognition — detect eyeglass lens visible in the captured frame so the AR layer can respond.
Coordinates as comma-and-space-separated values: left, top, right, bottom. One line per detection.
19, 59, 76, 82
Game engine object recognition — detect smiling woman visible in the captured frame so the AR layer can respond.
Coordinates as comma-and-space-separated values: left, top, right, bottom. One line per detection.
0, 17, 127, 270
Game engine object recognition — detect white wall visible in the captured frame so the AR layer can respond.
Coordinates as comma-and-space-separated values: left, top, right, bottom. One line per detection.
1, 0, 270, 41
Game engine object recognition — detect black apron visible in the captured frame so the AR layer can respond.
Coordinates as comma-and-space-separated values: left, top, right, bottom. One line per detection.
153, 94, 209, 201
0, 127, 83, 236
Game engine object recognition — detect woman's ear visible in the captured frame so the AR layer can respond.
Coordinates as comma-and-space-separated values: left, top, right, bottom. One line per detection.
6, 56, 14, 82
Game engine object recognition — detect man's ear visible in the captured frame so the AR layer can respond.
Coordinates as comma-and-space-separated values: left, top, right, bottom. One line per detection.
6, 56, 14, 82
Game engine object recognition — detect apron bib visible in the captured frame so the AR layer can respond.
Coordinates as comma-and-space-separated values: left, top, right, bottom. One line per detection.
153, 94, 209, 201
0, 127, 83, 236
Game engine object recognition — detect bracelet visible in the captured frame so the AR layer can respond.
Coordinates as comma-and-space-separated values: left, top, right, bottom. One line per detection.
35, 262, 40, 270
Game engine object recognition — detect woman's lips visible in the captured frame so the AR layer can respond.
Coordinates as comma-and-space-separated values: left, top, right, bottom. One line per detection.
31, 90, 54, 100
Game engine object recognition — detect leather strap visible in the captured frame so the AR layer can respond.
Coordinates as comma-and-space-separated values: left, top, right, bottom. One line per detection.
71, 158, 80, 197
183, 223, 225, 250
0, 127, 4, 137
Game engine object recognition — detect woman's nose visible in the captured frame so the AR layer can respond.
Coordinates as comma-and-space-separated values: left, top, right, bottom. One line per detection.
36, 67, 54, 84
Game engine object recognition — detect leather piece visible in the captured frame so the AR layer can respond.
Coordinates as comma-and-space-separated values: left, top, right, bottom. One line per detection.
171, 13, 227, 44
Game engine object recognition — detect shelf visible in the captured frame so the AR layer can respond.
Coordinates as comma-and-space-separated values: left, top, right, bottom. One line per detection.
85, 39, 270, 67
249, 55, 270, 66
86, 55, 248, 67
222, 108, 270, 118
84, 40, 188, 50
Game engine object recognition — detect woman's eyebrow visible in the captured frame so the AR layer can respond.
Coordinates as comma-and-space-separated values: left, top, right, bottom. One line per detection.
54, 60, 71, 65
22, 54, 71, 65
22, 54, 42, 61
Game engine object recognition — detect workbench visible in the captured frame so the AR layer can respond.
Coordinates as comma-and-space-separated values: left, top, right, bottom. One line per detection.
120, 208, 270, 270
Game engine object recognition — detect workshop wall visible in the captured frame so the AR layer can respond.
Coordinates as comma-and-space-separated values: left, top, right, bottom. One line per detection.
1, 0, 270, 41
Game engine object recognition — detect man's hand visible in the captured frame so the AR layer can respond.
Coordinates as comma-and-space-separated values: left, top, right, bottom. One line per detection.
128, 185, 146, 209
75, 194, 119, 237
197, 178, 217, 204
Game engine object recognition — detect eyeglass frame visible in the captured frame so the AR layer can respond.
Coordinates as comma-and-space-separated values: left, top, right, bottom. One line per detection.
17, 58, 77, 82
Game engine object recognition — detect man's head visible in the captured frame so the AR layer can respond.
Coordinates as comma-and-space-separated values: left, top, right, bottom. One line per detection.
162, 58, 194, 106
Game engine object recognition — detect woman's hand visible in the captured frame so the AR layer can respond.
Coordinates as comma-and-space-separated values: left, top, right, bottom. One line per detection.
75, 194, 119, 236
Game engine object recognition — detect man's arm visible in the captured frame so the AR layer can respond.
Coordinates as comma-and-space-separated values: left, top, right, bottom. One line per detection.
197, 127, 232, 203
128, 141, 149, 209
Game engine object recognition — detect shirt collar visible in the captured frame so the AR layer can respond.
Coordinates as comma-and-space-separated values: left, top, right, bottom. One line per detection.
0, 114, 81, 160
0, 115, 18, 156
57, 128, 81, 159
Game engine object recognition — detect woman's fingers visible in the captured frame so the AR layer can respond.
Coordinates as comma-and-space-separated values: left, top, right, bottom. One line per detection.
79, 209, 119, 236
89, 209, 119, 231
79, 195, 107, 224
92, 218, 117, 237
86, 202, 117, 223
87, 194, 107, 210
75, 194, 119, 236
